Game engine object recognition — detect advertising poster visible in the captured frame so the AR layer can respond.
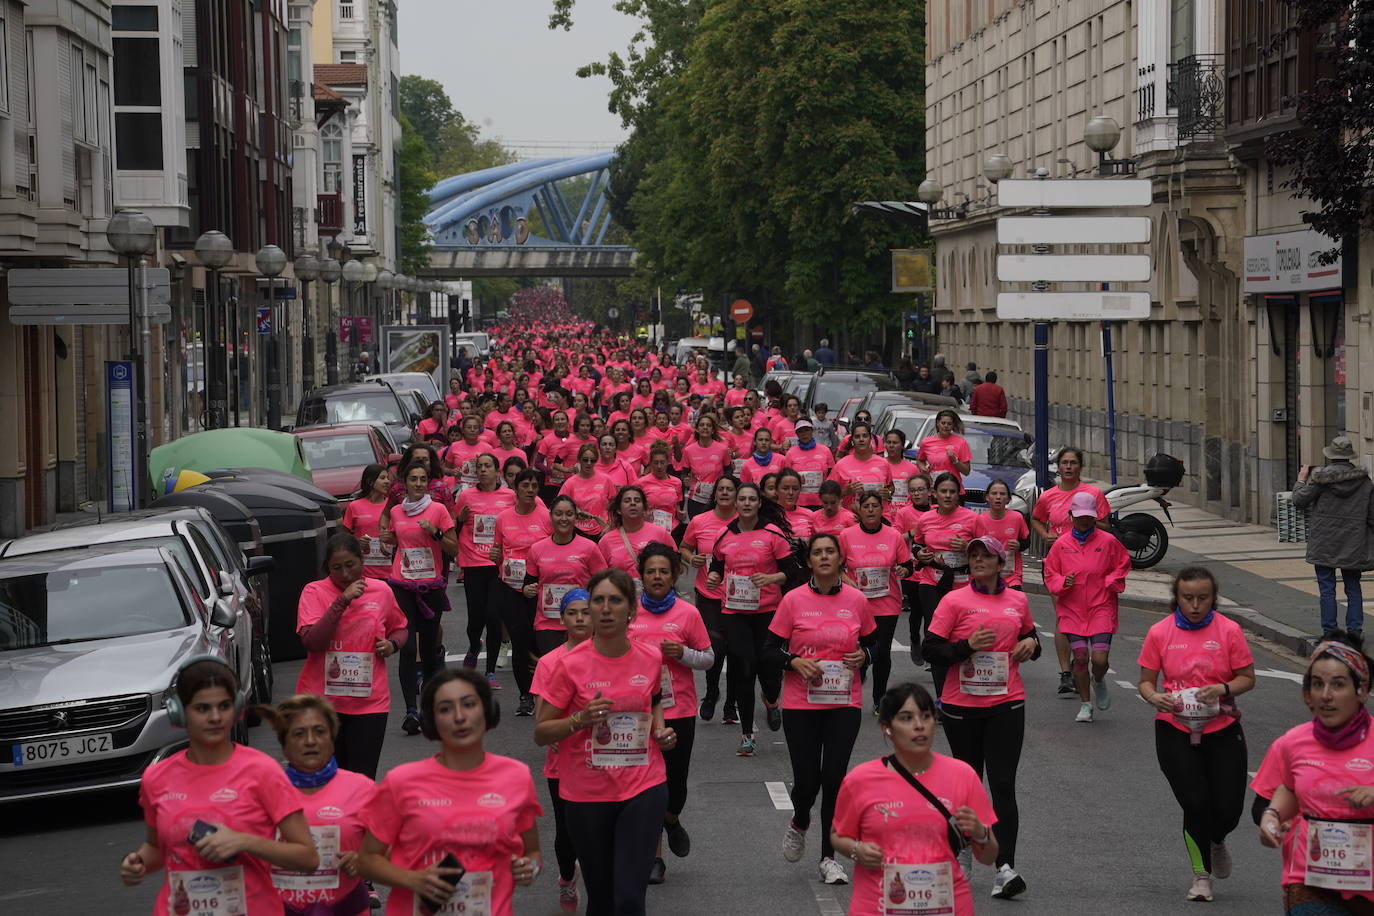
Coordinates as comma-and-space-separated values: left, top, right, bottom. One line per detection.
382, 325, 449, 396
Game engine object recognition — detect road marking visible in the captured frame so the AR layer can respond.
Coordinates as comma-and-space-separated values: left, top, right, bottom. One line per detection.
1248, 771, 1258, 779
1114, 679, 1135, 690
1256, 668, 1303, 683
766, 781, 793, 810
892, 639, 908, 651
811, 883, 846, 916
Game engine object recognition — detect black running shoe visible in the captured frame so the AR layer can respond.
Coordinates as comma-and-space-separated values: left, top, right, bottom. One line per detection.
516, 695, 535, 717
698, 693, 718, 722
1057, 671, 1076, 697
648, 857, 666, 885
401, 711, 421, 735
665, 820, 691, 858
765, 700, 782, 732
722, 701, 739, 725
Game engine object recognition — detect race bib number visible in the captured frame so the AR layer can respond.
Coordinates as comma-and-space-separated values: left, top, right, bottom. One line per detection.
731, 458, 746, 477
325, 651, 374, 698
414, 870, 493, 916
472, 514, 497, 545
541, 584, 573, 619
500, 557, 526, 590
855, 566, 890, 598
363, 536, 390, 567
801, 471, 823, 493
725, 574, 761, 611
882, 862, 955, 916
959, 651, 1010, 696
659, 664, 675, 710
272, 825, 340, 891
591, 711, 651, 767
806, 660, 852, 705
692, 479, 714, 502
863, 479, 882, 492
941, 551, 967, 570
169, 866, 246, 916
890, 489, 909, 506
1173, 686, 1221, 727
651, 509, 675, 530
1306, 820, 1374, 891
401, 546, 437, 580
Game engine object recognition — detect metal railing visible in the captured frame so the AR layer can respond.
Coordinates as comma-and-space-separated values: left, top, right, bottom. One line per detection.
1168, 54, 1224, 142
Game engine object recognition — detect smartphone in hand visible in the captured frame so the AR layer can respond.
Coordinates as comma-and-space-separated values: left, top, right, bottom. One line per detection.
419, 852, 465, 915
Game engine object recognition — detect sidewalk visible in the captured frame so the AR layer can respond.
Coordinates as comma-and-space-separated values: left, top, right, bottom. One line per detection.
1021, 498, 1342, 658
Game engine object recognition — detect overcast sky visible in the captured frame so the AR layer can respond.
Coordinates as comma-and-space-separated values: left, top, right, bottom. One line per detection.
396, 2, 636, 159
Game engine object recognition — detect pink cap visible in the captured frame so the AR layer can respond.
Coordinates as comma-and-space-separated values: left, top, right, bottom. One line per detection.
968, 535, 1007, 562
1068, 491, 1099, 517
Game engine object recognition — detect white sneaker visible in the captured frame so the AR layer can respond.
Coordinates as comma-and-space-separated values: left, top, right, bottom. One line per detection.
1186, 871, 1213, 902
990, 863, 1026, 899
782, 820, 806, 863
818, 857, 848, 885
497, 641, 511, 669
1092, 677, 1112, 710
957, 847, 973, 881
1210, 842, 1232, 879
1075, 702, 1094, 723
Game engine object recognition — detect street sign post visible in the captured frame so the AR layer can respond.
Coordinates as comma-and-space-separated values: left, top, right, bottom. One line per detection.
996, 254, 1151, 283
995, 291, 1152, 321
996, 178, 1152, 208
997, 216, 1152, 245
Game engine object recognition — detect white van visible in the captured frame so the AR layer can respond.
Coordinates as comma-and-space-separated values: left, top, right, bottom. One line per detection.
453, 332, 491, 358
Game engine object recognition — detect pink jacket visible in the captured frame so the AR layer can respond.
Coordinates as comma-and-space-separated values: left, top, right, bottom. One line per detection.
1042, 529, 1130, 636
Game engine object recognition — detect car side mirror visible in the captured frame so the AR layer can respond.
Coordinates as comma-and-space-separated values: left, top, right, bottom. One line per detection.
218, 571, 235, 597
209, 599, 237, 629
247, 554, 275, 576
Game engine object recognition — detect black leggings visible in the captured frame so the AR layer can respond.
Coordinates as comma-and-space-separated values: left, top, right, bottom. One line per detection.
723, 612, 782, 735
334, 712, 387, 780
390, 584, 444, 711
663, 716, 697, 816
695, 592, 734, 706
915, 579, 955, 695
535, 629, 566, 656
782, 707, 862, 860
461, 565, 501, 672
869, 615, 900, 705
547, 777, 578, 882
491, 581, 537, 696
566, 782, 669, 916
941, 701, 1026, 868
1155, 719, 1248, 874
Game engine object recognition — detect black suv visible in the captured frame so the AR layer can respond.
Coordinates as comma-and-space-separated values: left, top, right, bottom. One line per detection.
296, 380, 417, 449
803, 369, 895, 419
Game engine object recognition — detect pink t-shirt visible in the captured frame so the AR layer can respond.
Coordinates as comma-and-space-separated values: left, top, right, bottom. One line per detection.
525, 535, 601, 631
912, 507, 981, 586
769, 583, 876, 709
892, 504, 930, 581
595, 458, 637, 490
272, 769, 375, 909
558, 472, 618, 536
725, 387, 748, 406
1251, 737, 1303, 882
387, 501, 456, 585
531, 642, 573, 778
927, 584, 1036, 707
539, 640, 669, 803
492, 504, 553, 588
811, 506, 858, 537
838, 524, 913, 616
884, 458, 921, 506
628, 597, 712, 716
682, 510, 734, 600
616, 442, 649, 474
1032, 482, 1109, 537
360, 754, 542, 916
682, 439, 731, 504
453, 487, 515, 569
833, 756, 996, 916
138, 745, 302, 916
637, 473, 684, 529
785, 508, 816, 540
785, 447, 836, 506
829, 454, 894, 508
725, 429, 755, 477
1270, 721, 1374, 897
536, 434, 574, 487
442, 440, 488, 491
917, 433, 973, 485
296, 577, 407, 715
1042, 529, 1130, 636
598, 523, 676, 580
975, 511, 1030, 587
343, 498, 392, 578
739, 451, 787, 484
1137, 612, 1253, 735
712, 523, 793, 614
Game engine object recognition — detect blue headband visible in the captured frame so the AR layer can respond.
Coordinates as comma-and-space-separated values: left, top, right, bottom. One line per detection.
560, 588, 591, 612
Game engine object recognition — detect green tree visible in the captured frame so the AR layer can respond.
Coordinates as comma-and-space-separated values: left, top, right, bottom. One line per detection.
398, 76, 457, 160
396, 112, 437, 276
433, 120, 518, 180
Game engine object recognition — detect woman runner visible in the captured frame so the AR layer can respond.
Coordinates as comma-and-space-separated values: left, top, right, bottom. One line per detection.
839, 491, 913, 711
489, 468, 553, 716
681, 475, 740, 723
453, 453, 515, 689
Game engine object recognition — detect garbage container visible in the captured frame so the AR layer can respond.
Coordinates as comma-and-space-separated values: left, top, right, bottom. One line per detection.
204, 468, 343, 541
195, 479, 329, 662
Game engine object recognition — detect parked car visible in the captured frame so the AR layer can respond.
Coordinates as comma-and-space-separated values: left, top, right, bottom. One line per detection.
292, 423, 398, 499
759, 369, 795, 396
783, 372, 817, 405
453, 332, 491, 358
804, 369, 894, 419
365, 371, 441, 405
296, 380, 415, 449
908, 414, 1032, 507
874, 404, 945, 451
859, 390, 959, 424
0, 507, 275, 719
674, 336, 736, 381
0, 544, 243, 801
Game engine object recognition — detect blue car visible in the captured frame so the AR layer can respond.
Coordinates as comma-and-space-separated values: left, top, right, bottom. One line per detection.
905, 416, 1032, 509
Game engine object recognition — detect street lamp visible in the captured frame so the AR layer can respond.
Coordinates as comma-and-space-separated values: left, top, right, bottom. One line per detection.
376, 269, 394, 327
318, 256, 341, 384
982, 153, 1013, 183
256, 244, 287, 429
342, 259, 365, 374
1084, 115, 1135, 176
194, 229, 233, 430
917, 178, 970, 221
294, 255, 320, 393
107, 208, 156, 509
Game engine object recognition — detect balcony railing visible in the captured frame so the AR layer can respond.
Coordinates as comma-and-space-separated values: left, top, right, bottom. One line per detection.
318, 193, 343, 233
1168, 54, 1225, 143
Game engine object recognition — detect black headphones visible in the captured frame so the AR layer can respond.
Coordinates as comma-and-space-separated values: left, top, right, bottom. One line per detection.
165, 655, 248, 727
419, 668, 500, 739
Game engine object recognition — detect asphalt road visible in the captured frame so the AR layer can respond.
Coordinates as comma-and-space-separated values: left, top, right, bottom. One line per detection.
0, 585, 1316, 915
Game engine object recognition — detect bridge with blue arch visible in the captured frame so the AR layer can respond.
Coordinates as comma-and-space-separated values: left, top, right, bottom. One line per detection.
420, 152, 637, 278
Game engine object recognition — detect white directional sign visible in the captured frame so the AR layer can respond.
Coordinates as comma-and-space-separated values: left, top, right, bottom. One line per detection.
997, 178, 1152, 208
997, 291, 1151, 320
998, 254, 1152, 282
998, 216, 1152, 245
7, 268, 172, 305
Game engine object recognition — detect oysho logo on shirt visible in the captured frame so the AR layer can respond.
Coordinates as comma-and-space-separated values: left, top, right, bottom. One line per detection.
317, 806, 345, 820
209, 787, 238, 803
585, 680, 612, 690
1167, 643, 1190, 650
629, 674, 650, 687
477, 792, 507, 808
159, 791, 187, 802
873, 801, 904, 822
1348, 758, 1374, 773
1296, 759, 1328, 769
418, 798, 453, 807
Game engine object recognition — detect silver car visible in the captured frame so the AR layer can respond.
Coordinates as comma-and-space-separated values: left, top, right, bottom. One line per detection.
0, 544, 241, 801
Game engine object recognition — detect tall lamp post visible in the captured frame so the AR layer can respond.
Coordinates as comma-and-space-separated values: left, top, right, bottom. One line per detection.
377, 269, 395, 327
294, 255, 320, 393
194, 230, 233, 430
319, 254, 341, 384
107, 209, 157, 509
256, 244, 287, 429
342, 259, 365, 375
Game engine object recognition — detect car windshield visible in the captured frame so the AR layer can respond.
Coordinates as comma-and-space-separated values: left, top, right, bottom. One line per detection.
813, 377, 880, 409
325, 393, 403, 425
301, 434, 376, 470
0, 563, 190, 650
966, 430, 1031, 467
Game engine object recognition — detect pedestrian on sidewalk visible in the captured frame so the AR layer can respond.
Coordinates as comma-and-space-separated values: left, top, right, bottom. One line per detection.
1291, 435, 1374, 641
968, 369, 1008, 417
